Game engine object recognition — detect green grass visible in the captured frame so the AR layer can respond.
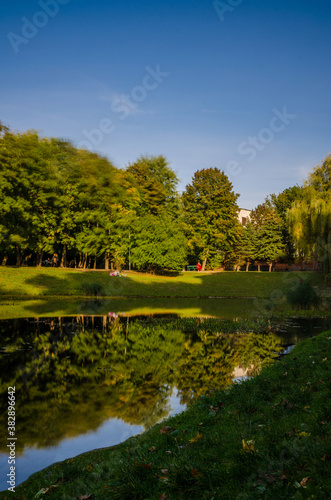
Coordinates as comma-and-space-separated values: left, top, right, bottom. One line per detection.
0, 267, 325, 299
5, 330, 330, 499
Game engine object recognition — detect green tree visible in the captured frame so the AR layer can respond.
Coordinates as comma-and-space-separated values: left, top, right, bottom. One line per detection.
183, 168, 241, 270
126, 155, 179, 216
130, 214, 187, 271
267, 185, 303, 262
250, 203, 285, 271
287, 155, 331, 276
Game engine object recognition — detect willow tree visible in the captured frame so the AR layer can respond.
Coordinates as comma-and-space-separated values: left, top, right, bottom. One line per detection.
287, 155, 331, 275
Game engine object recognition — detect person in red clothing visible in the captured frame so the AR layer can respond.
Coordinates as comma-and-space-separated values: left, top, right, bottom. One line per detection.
197, 262, 202, 271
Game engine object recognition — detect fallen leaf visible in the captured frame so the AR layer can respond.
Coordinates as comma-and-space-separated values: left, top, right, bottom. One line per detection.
322, 357, 327, 362
34, 486, 59, 497
191, 468, 203, 478
78, 495, 94, 500
263, 474, 276, 483
209, 405, 219, 412
159, 494, 167, 500
321, 454, 330, 461
283, 372, 288, 376
189, 432, 203, 443
242, 439, 255, 452
300, 476, 310, 487
160, 426, 176, 435
298, 432, 311, 438
160, 469, 169, 474
148, 446, 157, 452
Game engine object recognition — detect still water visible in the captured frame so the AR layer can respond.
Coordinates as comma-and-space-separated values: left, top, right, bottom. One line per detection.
0, 303, 330, 490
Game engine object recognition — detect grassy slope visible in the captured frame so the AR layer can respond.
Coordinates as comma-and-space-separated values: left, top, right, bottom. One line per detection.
5, 330, 330, 500
0, 267, 324, 299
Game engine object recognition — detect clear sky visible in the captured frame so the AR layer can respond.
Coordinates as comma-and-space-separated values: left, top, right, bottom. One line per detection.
1, 0, 330, 208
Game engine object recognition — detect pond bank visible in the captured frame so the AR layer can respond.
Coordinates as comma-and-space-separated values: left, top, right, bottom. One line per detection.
10, 329, 331, 500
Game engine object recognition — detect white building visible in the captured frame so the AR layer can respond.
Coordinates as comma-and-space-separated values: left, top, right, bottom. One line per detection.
238, 208, 251, 226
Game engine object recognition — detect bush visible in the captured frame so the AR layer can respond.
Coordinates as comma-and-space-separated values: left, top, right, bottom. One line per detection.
81, 282, 105, 297
285, 279, 320, 309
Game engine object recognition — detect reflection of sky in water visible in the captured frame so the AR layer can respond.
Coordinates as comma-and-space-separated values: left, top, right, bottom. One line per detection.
0, 389, 186, 491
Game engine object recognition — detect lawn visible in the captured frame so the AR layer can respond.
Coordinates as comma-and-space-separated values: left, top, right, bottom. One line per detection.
5, 330, 330, 499
0, 267, 324, 299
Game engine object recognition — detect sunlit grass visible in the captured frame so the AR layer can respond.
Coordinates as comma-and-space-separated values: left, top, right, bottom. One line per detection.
0, 267, 325, 299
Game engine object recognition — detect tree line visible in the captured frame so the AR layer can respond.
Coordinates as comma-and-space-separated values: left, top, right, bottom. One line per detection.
0, 123, 330, 274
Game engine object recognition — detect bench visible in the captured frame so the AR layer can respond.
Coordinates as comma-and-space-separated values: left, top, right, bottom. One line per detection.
186, 265, 197, 271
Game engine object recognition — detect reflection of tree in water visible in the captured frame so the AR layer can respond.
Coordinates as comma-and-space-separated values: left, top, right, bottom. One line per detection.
236, 332, 283, 377
176, 333, 237, 405
0, 317, 283, 453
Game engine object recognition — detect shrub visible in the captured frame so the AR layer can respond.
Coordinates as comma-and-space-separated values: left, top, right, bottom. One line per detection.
81, 282, 105, 297
285, 279, 320, 309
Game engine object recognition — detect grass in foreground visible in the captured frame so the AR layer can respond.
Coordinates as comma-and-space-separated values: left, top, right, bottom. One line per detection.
0, 267, 325, 299
5, 330, 330, 499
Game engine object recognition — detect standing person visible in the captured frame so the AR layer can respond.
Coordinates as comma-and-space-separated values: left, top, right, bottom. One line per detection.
197, 262, 202, 271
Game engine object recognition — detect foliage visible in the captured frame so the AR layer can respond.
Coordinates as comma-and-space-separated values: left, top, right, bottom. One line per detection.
250, 203, 286, 269
130, 214, 187, 271
183, 168, 241, 270
287, 156, 331, 275
285, 278, 320, 309
80, 282, 105, 297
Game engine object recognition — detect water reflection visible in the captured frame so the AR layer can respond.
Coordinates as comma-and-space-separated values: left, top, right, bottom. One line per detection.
0, 314, 329, 489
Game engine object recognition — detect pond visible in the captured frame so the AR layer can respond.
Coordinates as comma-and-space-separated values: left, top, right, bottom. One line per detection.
0, 303, 330, 490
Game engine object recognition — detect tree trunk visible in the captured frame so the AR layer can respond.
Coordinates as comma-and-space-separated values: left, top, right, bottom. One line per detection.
246, 262, 250, 272
105, 252, 109, 270
111, 261, 114, 271
202, 250, 209, 271
15, 246, 22, 267
1, 255, 8, 266
60, 244, 67, 268
268, 262, 273, 272
36, 251, 43, 267
257, 263, 261, 272
83, 253, 87, 269
93, 255, 97, 269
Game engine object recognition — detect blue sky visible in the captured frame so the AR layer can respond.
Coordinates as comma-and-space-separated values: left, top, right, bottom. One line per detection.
1, 0, 330, 208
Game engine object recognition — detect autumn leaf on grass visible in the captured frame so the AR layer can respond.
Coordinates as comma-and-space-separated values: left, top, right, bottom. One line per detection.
189, 432, 203, 443
242, 439, 255, 452
78, 495, 95, 500
148, 446, 157, 452
298, 432, 311, 438
191, 468, 203, 478
134, 461, 152, 470
300, 476, 310, 487
272, 398, 293, 409
34, 486, 59, 497
159, 493, 167, 500
160, 426, 176, 435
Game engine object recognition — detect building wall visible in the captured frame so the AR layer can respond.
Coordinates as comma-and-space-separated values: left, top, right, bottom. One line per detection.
238, 208, 251, 226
